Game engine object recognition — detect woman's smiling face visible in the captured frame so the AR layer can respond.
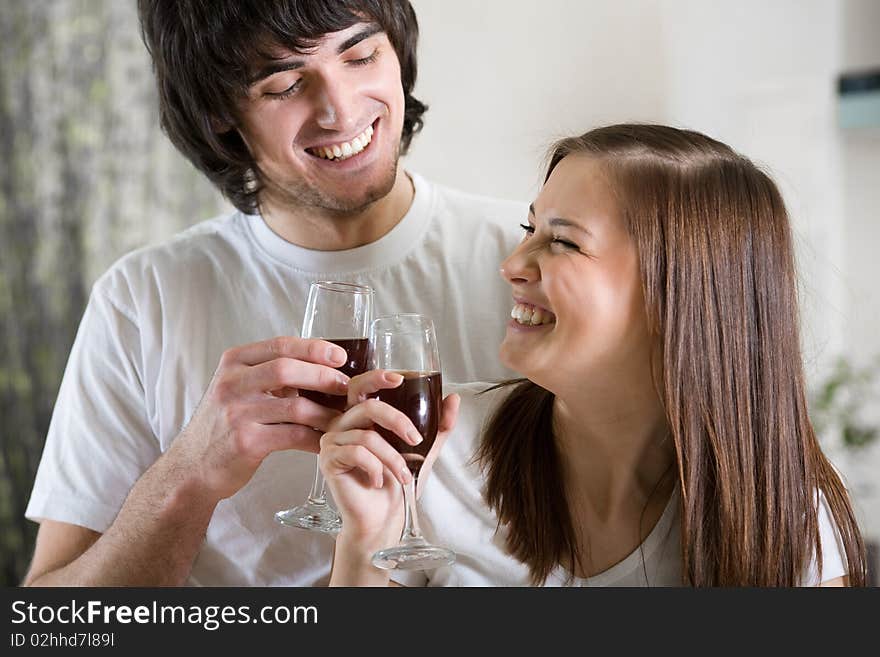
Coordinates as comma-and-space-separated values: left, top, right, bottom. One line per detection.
499, 154, 653, 395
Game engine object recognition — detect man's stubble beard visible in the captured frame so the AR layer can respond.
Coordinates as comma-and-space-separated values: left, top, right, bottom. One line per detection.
261, 144, 401, 218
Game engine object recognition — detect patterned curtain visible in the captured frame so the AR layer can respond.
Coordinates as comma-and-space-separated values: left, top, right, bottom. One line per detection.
0, 1, 228, 585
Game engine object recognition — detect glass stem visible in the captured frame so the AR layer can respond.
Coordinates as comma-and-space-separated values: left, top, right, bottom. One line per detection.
306, 455, 327, 505
399, 475, 424, 543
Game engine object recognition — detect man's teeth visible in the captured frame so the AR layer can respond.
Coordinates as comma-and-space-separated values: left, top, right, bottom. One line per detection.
310, 124, 374, 161
511, 303, 556, 326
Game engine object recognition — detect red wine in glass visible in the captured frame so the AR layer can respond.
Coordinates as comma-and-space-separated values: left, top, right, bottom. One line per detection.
373, 370, 442, 475
300, 337, 370, 411
368, 313, 455, 571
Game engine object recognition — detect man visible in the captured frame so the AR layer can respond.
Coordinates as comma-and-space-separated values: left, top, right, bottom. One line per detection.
23, 0, 523, 586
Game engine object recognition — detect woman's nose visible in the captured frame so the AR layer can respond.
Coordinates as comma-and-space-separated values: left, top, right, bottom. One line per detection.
500, 242, 538, 284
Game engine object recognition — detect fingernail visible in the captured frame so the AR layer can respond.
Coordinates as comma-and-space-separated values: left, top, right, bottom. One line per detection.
407, 430, 423, 445
384, 372, 404, 385
400, 468, 412, 485
337, 376, 349, 388
328, 346, 346, 364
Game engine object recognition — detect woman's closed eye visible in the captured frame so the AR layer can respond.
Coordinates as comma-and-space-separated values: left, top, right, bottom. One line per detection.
550, 237, 579, 250
519, 223, 579, 251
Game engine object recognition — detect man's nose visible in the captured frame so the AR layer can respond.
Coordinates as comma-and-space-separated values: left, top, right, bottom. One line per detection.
313, 75, 358, 133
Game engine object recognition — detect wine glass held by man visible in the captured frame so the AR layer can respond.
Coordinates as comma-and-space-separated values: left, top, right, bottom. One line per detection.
320, 123, 867, 587
275, 282, 373, 534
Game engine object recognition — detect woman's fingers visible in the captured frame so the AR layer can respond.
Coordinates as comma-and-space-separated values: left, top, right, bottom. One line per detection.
332, 398, 422, 447
321, 429, 412, 486
419, 393, 460, 498
438, 392, 461, 434
321, 388, 458, 493
321, 441, 387, 489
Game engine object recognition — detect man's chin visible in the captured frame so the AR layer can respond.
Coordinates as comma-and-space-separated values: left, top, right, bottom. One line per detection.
315, 183, 394, 216
272, 159, 399, 215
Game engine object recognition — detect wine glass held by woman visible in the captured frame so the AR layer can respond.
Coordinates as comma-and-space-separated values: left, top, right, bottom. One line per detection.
319, 370, 460, 586
323, 123, 867, 587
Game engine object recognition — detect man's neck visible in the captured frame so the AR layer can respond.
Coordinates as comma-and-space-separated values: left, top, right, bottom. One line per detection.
259, 169, 415, 251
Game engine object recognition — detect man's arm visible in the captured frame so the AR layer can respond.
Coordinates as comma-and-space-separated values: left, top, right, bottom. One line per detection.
23, 443, 217, 586
23, 336, 349, 586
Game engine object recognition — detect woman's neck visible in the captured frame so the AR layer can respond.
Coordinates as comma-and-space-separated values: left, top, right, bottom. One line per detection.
552, 380, 674, 522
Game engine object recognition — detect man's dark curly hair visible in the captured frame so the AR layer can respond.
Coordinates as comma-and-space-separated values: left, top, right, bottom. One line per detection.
137, 0, 427, 214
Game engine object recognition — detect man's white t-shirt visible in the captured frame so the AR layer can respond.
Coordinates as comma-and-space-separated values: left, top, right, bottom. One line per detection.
398, 382, 849, 587
25, 172, 525, 586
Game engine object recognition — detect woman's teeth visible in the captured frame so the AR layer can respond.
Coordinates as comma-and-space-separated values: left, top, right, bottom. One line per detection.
308, 124, 374, 161
511, 303, 556, 326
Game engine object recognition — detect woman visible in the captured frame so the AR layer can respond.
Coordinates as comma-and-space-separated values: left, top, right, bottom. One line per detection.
319, 124, 867, 586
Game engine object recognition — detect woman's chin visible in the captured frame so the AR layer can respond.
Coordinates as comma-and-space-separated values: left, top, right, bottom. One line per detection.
499, 343, 542, 384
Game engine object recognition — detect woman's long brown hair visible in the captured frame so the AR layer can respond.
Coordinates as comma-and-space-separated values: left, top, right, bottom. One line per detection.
478, 124, 867, 586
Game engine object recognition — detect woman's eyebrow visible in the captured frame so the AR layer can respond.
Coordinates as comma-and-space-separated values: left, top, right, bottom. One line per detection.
529, 203, 593, 236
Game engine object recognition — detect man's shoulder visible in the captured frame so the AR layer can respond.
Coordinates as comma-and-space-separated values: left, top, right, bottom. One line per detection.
92, 210, 247, 300
420, 175, 527, 226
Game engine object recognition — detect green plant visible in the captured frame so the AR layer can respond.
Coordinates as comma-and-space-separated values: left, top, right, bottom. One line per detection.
810, 355, 880, 450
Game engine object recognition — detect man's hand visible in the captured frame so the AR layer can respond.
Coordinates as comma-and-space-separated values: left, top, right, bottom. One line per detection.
24, 334, 360, 586
172, 335, 352, 501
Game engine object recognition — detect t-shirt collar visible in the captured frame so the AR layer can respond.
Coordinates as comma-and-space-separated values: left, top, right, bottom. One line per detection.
245, 171, 432, 274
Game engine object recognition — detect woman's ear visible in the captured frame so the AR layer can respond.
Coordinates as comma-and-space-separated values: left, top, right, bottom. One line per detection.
210, 115, 232, 134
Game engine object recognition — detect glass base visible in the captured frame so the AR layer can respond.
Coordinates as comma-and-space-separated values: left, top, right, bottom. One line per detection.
371, 539, 456, 571
274, 501, 342, 535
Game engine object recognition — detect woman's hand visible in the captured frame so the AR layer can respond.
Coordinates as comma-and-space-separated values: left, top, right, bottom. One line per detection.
320, 370, 460, 585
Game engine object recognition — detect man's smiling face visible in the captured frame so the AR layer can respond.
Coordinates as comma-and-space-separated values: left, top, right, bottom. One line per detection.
237, 22, 406, 215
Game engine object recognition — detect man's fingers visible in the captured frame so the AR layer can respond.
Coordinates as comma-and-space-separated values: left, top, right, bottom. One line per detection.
247, 395, 341, 431
244, 358, 349, 397
346, 370, 403, 408
258, 423, 323, 455
226, 336, 347, 367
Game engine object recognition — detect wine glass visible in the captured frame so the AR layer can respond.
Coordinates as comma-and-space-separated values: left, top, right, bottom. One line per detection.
368, 313, 456, 570
274, 281, 373, 534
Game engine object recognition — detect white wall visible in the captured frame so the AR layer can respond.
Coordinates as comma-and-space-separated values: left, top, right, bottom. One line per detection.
404, 0, 880, 542
839, 0, 880, 542
405, 0, 668, 202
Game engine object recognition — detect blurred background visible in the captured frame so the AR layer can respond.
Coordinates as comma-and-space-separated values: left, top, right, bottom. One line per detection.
1, 0, 877, 586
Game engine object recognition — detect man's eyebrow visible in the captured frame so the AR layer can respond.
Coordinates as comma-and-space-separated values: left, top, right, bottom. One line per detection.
528, 203, 592, 236
337, 23, 383, 55
249, 24, 384, 86
250, 60, 304, 86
